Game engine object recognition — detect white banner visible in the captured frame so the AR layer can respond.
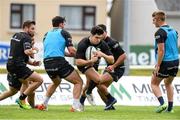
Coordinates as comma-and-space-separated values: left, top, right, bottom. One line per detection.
0, 74, 180, 106
113, 76, 180, 106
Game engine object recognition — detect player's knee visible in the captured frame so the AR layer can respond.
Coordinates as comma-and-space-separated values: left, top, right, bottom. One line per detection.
77, 78, 83, 86
75, 75, 83, 85
164, 80, 172, 86
11, 90, 18, 95
37, 76, 43, 85
150, 82, 154, 88
52, 80, 60, 87
150, 80, 156, 86
95, 79, 101, 84
9, 87, 18, 94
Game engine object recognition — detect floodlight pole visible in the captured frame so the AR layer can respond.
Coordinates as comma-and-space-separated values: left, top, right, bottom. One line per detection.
123, 0, 130, 75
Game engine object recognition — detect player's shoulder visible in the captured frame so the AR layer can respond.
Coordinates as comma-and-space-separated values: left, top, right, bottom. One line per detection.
76, 37, 89, 51
13, 32, 30, 39
61, 29, 70, 34
78, 37, 89, 45
156, 25, 172, 35
155, 28, 167, 36
105, 36, 118, 46
61, 29, 72, 38
105, 36, 116, 42
98, 41, 109, 51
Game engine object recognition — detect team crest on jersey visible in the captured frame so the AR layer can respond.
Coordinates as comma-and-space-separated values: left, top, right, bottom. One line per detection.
113, 43, 119, 48
155, 35, 160, 39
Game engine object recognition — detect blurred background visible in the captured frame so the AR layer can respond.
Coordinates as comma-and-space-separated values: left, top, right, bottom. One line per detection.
0, 0, 180, 74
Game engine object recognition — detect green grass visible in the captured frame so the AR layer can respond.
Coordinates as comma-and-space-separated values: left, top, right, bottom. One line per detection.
0, 105, 179, 120
129, 69, 153, 76
0, 68, 158, 76
1, 68, 180, 76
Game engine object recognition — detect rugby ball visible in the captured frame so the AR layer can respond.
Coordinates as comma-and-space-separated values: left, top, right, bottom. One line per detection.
85, 46, 97, 60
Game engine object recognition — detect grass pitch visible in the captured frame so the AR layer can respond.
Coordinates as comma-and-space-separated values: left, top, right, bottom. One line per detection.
0, 105, 179, 120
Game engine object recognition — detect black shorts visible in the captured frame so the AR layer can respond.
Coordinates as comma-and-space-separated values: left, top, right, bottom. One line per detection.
44, 57, 74, 79
156, 59, 179, 78
7, 73, 22, 90
6, 61, 33, 80
104, 67, 125, 82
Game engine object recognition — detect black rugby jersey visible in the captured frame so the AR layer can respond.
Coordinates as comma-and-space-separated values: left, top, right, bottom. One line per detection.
76, 37, 112, 60
104, 36, 125, 67
8, 32, 32, 63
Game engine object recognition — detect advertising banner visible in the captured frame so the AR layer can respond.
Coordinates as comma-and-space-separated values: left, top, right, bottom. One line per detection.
1, 41, 180, 66
0, 74, 180, 106
0, 41, 157, 66
0, 42, 10, 64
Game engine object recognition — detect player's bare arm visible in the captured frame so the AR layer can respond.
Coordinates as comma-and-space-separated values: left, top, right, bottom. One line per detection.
112, 53, 126, 68
106, 53, 126, 72
66, 46, 76, 57
154, 43, 164, 74
24, 48, 38, 56
76, 57, 98, 67
96, 51, 114, 64
157, 43, 164, 66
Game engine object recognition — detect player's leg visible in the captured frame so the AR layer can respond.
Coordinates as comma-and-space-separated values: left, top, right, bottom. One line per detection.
84, 68, 101, 95
0, 86, 18, 101
164, 60, 179, 113
151, 73, 166, 113
0, 73, 20, 101
86, 80, 97, 95
82, 78, 90, 96
19, 82, 34, 108
19, 71, 43, 100
65, 70, 83, 112
26, 81, 35, 108
17, 71, 43, 109
83, 68, 101, 106
19, 81, 36, 108
97, 80, 112, 104
36, 58, 62, 110
85, 65, 99, 96
98, 73, 113, 102
79, 77, 90, 105
84, 67, 101, 84
84, 79, 96, 106
164, 76, 174, 112
27, 91, 35, 108
22, 72, 43, 95
36, 76, 61, 111
151, 75, 164, 100
44, 76, 61, 108
97, 72, 116, 110
46, 76, 61, 102
3, 72, 32, 109
99, 68, 124, 110
84, 65, 99, 106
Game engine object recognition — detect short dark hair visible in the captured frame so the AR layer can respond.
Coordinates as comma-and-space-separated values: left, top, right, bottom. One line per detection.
97, 24, 107, 32
152, 10, 166, 21
22, 20, 35, 29
91, 26, 104, 35
52, 16, 66, 27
